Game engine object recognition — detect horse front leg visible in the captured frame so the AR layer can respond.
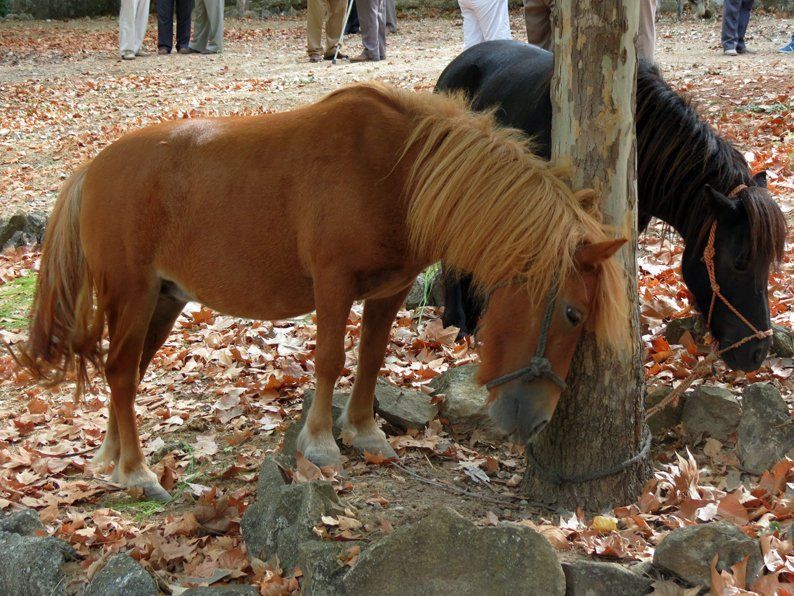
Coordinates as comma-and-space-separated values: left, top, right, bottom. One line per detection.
339, 288, 410, 459
297, 284, 355, 468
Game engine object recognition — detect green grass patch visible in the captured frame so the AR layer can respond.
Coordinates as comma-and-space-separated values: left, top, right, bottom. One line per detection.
105, 498, 167, 522
0, 273, 36, 331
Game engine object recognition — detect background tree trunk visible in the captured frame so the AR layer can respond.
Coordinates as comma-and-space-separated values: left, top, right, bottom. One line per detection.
521, 0, 652, 510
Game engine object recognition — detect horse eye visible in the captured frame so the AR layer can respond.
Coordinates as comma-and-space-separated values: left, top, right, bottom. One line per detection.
734, 253, 749, 271
565, 306, 583, 326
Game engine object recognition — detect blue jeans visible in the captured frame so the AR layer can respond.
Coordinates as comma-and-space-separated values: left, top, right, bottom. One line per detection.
721, 0, 754, 50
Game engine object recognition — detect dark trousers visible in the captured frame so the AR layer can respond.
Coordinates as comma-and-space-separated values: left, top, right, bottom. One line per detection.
721, 0, 753, 50
158, 0, 193, 51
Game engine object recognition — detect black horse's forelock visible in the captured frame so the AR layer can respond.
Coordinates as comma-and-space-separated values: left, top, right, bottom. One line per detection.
636, 66, 786, 266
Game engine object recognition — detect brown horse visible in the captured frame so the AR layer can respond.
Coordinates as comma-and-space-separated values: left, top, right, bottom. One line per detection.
18, 83, 627, 501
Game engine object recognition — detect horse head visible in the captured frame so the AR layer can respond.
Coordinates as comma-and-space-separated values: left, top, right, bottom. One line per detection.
680, 172, 786, 371
477, 239, 626, 443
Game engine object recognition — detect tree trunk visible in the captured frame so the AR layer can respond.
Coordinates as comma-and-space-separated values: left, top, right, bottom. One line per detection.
521, 0, 652, 510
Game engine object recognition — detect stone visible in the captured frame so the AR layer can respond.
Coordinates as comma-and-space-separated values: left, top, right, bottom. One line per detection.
241, 458, 344, 573
0, 532, 78, 596
182, 586, 259, 595
562, 560, 653, 595
664, 316, 707, 345
299, 540, 352, 596
405, 269, 444, 309
771, 325, 793, 357
373, 380, 438, 431
653, 521, 762, 588
0, 212, 47, 250
342, 507, 565, 595
737, 383, 794, 474
429, 364, 502, 438
646, 386, 686, 436
682, 385, 740, 441
85, 553, 157, 596
0, 508, 44, 536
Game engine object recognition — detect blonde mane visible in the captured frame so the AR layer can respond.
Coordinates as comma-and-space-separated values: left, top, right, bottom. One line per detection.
325, 83, 628, 345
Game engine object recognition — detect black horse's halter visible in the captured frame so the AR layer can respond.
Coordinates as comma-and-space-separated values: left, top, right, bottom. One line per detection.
484, 278, 567, 392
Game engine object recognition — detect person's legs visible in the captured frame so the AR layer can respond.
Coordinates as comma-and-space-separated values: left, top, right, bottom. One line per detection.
736, 0, 754, 52
522, 0, 552, 50
375, 0, 386, 59
477, 0, 511, 43
190, 0, 209, 52
119, 0, 137, 57
721, 0, 740, 51
324, 0, 348, 57
157, 0, 175, 52
459, 0, 484, 49
133, 0, 150, 53
176, 0, 193, 51
307, 0, 327, 58
204, 0, 224, 53
638, 0, 657, 61
352, 0, 379, 59
385, 0, 397, 33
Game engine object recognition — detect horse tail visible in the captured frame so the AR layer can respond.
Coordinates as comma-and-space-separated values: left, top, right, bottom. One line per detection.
15, 164, 104, 393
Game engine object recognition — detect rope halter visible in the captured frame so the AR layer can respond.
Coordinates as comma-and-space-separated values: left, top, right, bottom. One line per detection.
484, 278, 567, 392
702, 183, 773, 356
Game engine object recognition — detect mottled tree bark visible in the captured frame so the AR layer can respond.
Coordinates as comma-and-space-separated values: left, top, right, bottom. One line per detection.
521, 0, 652, 510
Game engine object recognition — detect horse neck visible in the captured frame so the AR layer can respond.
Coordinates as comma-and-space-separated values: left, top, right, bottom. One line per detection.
635, 67, 751, 242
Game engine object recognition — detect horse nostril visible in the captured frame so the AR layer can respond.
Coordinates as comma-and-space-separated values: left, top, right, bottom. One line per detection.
751, 346, 767, 367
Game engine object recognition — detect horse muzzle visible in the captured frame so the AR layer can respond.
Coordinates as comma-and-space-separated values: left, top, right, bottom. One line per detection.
487, 381, 561, 444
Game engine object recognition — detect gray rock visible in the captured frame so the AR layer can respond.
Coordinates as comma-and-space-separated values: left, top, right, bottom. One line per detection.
342, 507, 564, 595
241, 457, 344, 573
85, 553, 157, 596
682, 385, 740, 441
737, 383, 794, 474
182, 586, 259, 595
664, 316, 706, 345
646, 386, 686, 436
0, 509, 44, 536
405, 269, 444, 309
562, 560, 653, 595
772, 325, 793, 357
0, 532, 78, 596
0, 212, 47, 250
374, 380, 438, 431
429, 364, 503, 438
653, 521, 762, 588
299, 540, 351, 596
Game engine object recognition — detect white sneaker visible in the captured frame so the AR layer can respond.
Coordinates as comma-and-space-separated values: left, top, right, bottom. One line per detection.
121, 50, 136, 60
723, 48, 738, 56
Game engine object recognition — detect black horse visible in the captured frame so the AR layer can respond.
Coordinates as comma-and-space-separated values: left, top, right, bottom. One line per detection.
436, 40, 786, 372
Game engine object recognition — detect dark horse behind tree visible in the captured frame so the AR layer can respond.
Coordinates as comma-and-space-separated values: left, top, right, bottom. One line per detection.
16, 82, 627, 500
436, 40, 786, 372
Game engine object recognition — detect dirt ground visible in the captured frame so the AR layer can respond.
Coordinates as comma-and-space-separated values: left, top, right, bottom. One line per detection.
0, 10, 792, 594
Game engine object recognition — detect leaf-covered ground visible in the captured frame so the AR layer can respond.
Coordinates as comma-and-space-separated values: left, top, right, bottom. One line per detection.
0, 11, 792, 595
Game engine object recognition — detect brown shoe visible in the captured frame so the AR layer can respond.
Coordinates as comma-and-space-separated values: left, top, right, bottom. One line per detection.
350, 51, 376, 62
177, 47, 190, 55
324, 52, 348, 60
158, 47, 169, 55
309, 54, 322, 63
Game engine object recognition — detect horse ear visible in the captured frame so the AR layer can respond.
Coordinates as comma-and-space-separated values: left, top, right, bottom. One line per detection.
752, 171, 767, 188
574, 188, 598, 212
705, 185, 738, 215
576, 238, 627, 268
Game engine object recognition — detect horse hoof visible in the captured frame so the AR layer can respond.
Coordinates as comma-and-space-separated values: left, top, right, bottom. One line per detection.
297, 426, 342, 468
339, 417, 397, 460
142, 482, 172, 503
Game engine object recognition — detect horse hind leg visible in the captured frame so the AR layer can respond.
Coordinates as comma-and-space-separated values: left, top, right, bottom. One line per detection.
98, 279, 172, 501
339, 289, 410, 460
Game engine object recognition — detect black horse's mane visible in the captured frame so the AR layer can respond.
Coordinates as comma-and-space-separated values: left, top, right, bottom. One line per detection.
636, 63, 786, 265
